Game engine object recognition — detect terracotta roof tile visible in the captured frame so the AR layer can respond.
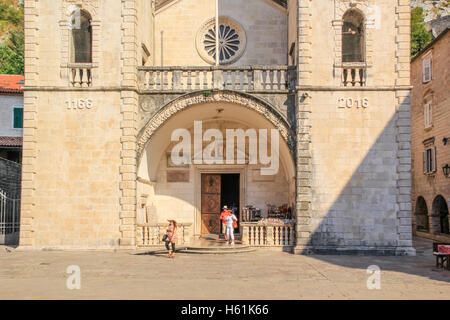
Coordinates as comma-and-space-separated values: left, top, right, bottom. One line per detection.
0, 136, 23, 147
0, 75, 24, 94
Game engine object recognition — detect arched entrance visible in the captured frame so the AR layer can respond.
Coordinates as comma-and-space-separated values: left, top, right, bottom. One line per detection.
431, 195, 449, 234
414, 196, 429, 231
136, 91, 296, 243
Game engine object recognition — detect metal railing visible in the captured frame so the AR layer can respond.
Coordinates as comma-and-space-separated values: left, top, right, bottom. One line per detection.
0, 190, 20, 245
138, 66, 296, 92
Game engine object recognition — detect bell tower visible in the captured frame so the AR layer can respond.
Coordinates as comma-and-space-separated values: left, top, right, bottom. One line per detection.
294, 0, 414, 255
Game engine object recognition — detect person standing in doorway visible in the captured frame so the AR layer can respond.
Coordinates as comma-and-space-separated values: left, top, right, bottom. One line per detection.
165, 220, 177, 258
225, 210, 238, 246
220, 206, 230, 241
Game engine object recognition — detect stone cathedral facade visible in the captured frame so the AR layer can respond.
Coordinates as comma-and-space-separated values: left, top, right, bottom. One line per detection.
19, 0, 415, 255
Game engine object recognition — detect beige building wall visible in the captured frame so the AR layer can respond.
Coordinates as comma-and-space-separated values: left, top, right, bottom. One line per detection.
219, 0, 287, 66
154, 0, 287, 66
21, 0, 133, 248
287, 0, 297, 65
411, 30, 450, 241
295, 0, 414, 254
30, 92, 122, 248
154, 0, 216, 66
308, 91, 400, 247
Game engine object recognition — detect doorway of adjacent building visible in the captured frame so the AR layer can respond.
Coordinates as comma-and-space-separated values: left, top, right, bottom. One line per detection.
201, 173, 240, 235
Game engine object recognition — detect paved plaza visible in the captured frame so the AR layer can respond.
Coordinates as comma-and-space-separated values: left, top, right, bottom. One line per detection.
0, 237, 448, 300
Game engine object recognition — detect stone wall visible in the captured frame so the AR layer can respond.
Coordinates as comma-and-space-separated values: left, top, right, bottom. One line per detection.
153, 0, 287, 66
0, 157, 22, 198
294, 0, 415, 255
411, 30, 450, 240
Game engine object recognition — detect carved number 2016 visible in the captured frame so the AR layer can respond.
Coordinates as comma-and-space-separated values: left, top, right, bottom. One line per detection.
338, 98, 369, 109
66, 99, 93, 110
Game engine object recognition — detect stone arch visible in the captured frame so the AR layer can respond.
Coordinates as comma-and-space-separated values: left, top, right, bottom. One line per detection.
59, 1, 101, 82
70, 9, 93, 63
136, 90, 296, 162
431, 195, 449, 234
414, 196, 429, 231
342, 9, 365, 63
332, 0, 375, 85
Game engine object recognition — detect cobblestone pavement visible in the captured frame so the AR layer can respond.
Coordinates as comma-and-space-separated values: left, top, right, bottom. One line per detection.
0, 237, 448, 300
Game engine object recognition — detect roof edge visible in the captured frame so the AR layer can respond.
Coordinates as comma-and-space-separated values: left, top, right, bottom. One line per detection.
411, 27, 450, 63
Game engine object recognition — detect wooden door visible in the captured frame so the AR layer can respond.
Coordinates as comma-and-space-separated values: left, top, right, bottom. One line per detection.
201, 174, 221, 234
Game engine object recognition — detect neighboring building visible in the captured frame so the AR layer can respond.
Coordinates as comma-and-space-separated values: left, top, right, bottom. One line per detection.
19, 0, 414, 255
0, 75, 24, 163
428, 15, 450, 38
411, 28, 450, 242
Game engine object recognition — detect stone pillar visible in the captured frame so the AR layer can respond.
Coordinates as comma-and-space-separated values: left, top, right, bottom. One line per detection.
119, 0, 139, 248
394, 0, 415, 256
294, 0, 313, 255
19, 0, 40, 248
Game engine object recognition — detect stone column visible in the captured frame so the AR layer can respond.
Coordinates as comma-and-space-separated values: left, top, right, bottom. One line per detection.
294, 0, 313, 255
119, 0, 139, 248
19, 0, 40, 248
394, 0, 415, 256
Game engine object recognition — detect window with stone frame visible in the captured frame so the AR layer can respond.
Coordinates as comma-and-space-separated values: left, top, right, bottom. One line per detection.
342, 9, 365, 63
70, 10, 93, 63
423, 146, 436, 174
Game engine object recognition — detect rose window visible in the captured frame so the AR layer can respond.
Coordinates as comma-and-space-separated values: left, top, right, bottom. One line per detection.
196, 17, 246, 65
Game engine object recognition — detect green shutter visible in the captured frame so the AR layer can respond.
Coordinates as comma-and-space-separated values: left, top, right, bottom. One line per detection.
13, 108, 23, 129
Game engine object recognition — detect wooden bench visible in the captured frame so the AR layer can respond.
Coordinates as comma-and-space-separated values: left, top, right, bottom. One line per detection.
433, 242, 450, 270
433, 252, 450, 270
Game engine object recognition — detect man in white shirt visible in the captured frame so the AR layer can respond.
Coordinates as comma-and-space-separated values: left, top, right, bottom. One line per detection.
225, 210, 238, 246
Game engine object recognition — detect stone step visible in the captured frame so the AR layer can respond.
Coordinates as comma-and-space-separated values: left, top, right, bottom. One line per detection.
179, 247, 256, 255
130, 245, 256, 255
184, 245, 251, 251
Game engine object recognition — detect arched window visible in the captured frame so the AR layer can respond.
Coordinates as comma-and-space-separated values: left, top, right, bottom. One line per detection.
70, 10, 92, 63
415, 197, 429, 231
431, 195, 449, 234
342, 9, 365, 63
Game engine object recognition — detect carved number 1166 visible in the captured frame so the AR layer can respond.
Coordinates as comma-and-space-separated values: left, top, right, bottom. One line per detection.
65, 99, 93, 110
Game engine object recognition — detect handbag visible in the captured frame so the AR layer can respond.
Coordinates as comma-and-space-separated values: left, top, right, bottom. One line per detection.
233, 219, 238, 229
162, 234, 168, 242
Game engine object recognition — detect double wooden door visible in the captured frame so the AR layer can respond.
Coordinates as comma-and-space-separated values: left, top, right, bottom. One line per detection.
201, 174, 221, 234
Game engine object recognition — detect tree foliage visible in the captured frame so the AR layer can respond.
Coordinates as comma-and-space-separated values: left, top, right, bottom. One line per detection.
0, 0, 24, 75
411, 7, 433, 58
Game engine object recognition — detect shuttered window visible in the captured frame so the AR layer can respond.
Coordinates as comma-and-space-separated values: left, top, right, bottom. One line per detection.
424, 101, 432, 128
422, 58, 432, 83
423, 147, 436, 174
13, 107, 23, 129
